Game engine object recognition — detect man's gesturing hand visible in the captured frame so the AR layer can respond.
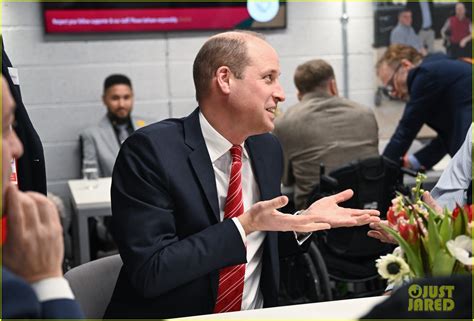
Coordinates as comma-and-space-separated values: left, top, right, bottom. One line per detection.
305, 189, 380, 228
238, 196, 331, 235
238, 190, 380, 235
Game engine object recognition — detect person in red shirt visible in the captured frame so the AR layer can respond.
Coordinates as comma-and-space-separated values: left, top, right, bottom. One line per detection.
441, 2, 472, 58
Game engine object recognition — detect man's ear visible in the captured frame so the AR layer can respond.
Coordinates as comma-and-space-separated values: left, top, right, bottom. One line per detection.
297, 91, 303, 101
329, 78, 339, 96
400, 59, 414, 69
215, 66, 232, 95
102, 94, 106, 105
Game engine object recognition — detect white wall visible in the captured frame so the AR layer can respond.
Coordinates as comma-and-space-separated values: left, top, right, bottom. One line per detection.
1, 1, 376, 208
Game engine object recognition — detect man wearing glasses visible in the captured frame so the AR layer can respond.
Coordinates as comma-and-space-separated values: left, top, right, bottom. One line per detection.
376, 44, 471, 171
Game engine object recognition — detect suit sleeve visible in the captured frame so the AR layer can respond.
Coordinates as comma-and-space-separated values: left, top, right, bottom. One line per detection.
40, 299, 84, 319
383, 67, 443, 166
413, 136, 448, 169
111, 132, 247, 298
1, 269, 84, 319
79, 130, 100, 176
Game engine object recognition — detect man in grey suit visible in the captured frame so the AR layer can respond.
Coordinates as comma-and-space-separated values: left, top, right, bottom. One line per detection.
79, 74, 152, 258
273, 59, 379, 210
80, 74, 151, 178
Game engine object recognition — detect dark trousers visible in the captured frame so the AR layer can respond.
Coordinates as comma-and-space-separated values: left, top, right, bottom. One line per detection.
448, 41, 472, 59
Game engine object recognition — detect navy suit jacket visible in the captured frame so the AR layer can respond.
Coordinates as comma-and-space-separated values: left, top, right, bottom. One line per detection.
1, 267, 83, 319
2, 45, 47, 194
104, 108, 300, 319
383, 56, 472, 169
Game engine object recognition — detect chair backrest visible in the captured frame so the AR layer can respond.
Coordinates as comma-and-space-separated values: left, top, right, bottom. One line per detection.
64, 254, 122, 319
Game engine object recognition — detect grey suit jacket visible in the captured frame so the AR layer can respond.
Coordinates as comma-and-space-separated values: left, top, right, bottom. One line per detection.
80, 115, 152, 177
273, 92, 379, 209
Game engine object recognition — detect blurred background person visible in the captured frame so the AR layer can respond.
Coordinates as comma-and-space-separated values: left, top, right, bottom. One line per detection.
274, 59, 379, 210
2, 41, 47, 195
407, 0, 435, 54
441, 2, 472, 59
79, 74, 152, 260
369, 124, 472, 246
390, 8, 426, 55
376, 44, 471, 171
80, 74, 152, 178
1, 74, 84, 319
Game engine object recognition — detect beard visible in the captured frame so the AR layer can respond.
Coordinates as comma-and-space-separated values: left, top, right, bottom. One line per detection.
107, 111, 130, 125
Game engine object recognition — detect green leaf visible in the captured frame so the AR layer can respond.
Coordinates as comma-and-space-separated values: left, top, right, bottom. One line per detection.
381, 225, 424, 277
427, 208, 442, 262
453, 207, 468, 238
431, 249, 456, 276
439, 212, 453, 245
420, 235, 434, 268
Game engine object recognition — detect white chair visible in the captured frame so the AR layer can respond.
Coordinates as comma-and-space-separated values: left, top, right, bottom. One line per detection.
64, 254, 122, 319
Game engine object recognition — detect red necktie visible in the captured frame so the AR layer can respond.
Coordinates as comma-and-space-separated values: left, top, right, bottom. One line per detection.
214, 145, 246, 313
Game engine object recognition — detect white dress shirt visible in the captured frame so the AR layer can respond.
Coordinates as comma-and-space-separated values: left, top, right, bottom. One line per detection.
199, 111, 265, 310
31, 277, 75, 302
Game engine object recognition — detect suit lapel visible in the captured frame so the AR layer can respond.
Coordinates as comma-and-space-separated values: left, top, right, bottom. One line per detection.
98, 116, 120, 156
184, 109, 220, 222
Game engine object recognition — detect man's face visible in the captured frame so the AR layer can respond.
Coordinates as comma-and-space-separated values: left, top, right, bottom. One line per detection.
399, 11, 412, 26
377, 61, 410, 101
455, 3, 466, 18
102, 84, 134, 120
228, 39, 285, 137
2, 77, 23, 197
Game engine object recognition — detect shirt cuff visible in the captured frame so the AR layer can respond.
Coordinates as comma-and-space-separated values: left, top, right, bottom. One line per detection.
293, 210, 312, 245
232, 217, 247, 245
408, 154, 422, 171
31, 277, 75, 302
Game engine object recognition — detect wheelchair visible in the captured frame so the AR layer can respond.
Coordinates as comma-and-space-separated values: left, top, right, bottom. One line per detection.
305, 156, 416, 299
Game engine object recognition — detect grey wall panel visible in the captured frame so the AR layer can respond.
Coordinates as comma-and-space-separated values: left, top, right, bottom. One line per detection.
43, 143, 81, 181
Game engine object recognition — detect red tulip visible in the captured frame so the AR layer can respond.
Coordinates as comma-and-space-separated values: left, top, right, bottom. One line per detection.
398, 210, 408, 220
453, 205, 461, 220
398, 219, 419, 244
387, 206, 408, 227
453, 204, 473, 222
465, 204, 473, 222
387, 207, 397, 226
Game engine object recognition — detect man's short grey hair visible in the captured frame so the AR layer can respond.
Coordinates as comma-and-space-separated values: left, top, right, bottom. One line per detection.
193, 30, 265, 102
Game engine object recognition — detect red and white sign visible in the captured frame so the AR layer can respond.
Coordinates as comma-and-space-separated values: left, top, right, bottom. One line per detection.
44, 8, 251, 33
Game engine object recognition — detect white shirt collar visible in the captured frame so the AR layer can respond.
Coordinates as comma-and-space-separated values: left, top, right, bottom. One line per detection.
199, 110, 248, 162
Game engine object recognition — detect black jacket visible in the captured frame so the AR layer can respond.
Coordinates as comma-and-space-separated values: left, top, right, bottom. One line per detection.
2, 45, 47, 194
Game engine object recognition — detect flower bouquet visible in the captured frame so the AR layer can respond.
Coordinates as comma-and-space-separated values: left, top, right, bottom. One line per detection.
376, 174, 473, 286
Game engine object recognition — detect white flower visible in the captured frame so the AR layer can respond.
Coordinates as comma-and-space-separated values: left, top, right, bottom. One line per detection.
376, 254, 411, 285
392, 246, 404, 257
446, 235, 473, 266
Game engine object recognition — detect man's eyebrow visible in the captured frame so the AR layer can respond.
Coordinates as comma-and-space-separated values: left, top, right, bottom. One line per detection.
262, 69, 279, 75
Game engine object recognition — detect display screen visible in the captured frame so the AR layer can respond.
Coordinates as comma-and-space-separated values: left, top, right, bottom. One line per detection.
43, 2, 287, 34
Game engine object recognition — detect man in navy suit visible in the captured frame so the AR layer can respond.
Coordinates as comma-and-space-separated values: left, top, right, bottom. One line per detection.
2, 42, 47, 195
377, 44, 471, 171
104, 31, 380, 319
1, 75, 83, 319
